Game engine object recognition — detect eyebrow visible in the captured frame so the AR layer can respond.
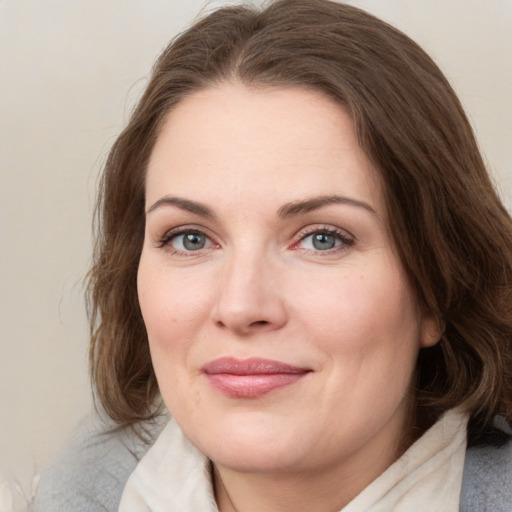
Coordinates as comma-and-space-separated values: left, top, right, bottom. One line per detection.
277, 194, 377, 218
146, 196, 216, 218
146, 194, 376, 219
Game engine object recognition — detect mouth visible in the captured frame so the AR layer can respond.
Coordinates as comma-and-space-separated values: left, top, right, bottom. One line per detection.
201, 357, 312, 398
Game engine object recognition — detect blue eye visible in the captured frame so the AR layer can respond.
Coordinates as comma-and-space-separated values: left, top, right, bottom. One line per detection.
310, 233, 338, 250
298, 228, 353, 252
168, 231, 212, 251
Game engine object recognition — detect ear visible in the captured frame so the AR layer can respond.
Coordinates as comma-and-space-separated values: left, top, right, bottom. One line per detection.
420, 314, 445, 348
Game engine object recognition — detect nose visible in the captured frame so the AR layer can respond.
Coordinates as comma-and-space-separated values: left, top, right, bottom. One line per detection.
212, 252, 288, 335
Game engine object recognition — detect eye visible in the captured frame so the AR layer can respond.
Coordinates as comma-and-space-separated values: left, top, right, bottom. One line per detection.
175, 232, 210, 251
160, 229, 213, 253
295, 227, 354, 253
302, 232, 339, 250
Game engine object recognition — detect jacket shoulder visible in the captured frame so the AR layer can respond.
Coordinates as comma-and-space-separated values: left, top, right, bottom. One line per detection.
33, 419, 161, 512
460, 435, 512, 512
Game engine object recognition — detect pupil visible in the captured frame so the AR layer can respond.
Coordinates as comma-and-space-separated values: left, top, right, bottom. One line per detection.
313, 233, 335, 250
183, 233, 205, 250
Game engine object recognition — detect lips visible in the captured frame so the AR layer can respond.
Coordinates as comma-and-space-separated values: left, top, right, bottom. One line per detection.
201, 357, 311, 398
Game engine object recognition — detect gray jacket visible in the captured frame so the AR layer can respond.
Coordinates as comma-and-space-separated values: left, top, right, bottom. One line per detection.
33, 422, 512, 512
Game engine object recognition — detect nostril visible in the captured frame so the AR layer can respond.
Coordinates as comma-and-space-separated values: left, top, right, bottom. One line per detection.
251, 320, 270, 326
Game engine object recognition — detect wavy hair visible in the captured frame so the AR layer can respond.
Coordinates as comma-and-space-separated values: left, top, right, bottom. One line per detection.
87, 0, 512, 445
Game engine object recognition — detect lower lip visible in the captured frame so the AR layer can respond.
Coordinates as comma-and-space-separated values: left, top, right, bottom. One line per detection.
205, 372, 308, 398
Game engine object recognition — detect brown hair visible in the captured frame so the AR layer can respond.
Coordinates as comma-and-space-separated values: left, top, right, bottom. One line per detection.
88, 0, 512, 444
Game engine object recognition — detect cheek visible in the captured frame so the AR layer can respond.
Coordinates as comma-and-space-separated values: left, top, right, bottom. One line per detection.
137, 256, 213, 416
138, 254, 209, 336
291, 258, 422, 391
136, 254, 214, 383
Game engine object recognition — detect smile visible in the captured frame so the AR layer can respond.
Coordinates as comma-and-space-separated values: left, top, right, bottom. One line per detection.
201, 357, 312, 398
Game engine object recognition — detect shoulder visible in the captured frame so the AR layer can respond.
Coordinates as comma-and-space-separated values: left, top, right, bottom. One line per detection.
461, 432, 512, 512
33, 417, 163, 512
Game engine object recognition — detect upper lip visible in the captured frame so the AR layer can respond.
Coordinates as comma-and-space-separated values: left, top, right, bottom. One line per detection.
201, 357, 311, 375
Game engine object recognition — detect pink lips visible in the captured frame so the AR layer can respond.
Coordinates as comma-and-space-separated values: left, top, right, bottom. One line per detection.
201, 357, 311, 398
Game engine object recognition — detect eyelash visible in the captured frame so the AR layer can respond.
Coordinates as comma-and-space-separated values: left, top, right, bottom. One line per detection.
293, 226, 355, 254
156, 225, 355, 256
157, 227, 216, 256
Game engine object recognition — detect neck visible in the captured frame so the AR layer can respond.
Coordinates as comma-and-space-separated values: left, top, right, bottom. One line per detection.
213, 445, 401, 512
212, 400, 414, 512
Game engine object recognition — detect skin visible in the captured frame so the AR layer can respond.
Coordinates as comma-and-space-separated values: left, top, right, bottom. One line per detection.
137, 82, 440, 512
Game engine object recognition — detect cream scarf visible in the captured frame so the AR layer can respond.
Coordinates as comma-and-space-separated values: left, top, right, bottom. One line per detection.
119, 409, 468, 512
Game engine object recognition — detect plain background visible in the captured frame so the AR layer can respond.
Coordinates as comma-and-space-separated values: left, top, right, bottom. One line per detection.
1, 0, 511, 497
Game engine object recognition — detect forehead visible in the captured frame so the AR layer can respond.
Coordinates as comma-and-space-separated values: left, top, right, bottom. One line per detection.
145, 82, 384, 216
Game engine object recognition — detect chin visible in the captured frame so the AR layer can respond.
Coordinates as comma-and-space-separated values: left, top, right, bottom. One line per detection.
188, 417, 308, 473
208, 442, 303, 474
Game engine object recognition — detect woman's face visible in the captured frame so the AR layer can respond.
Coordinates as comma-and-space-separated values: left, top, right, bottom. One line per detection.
138, 83, 439, 479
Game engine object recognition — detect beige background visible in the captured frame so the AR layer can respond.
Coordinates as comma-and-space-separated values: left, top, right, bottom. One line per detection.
1, 0, 511, 499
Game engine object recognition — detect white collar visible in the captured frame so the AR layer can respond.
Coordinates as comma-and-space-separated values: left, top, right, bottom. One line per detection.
119, 419, 216, 511
119, 409, 468, 512
341, 408, 468, 511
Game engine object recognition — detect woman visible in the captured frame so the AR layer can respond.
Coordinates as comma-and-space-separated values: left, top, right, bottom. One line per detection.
35, 0, 511, 510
